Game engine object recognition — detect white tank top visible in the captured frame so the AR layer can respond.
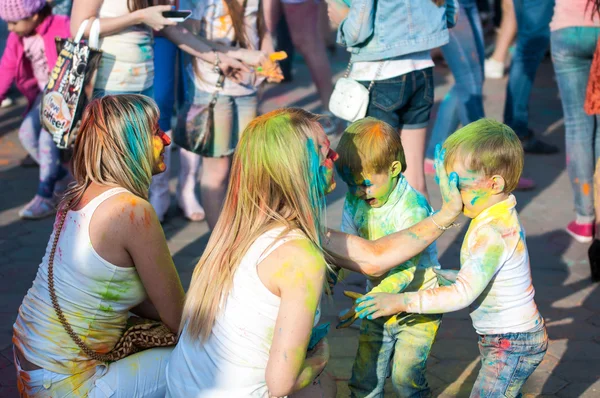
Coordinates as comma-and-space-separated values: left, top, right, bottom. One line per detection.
94, 0, 154, 91
13, 188, 147, 375
166, 227, 320, 398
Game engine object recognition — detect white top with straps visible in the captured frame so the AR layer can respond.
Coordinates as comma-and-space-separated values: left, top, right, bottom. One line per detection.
13, 188, 147, 375
94, 0, 154, 91
166, 227, 320, 398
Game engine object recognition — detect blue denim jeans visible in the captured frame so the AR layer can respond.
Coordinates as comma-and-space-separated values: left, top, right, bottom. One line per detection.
552, 27, 600, 219
19, 95, 67, 198
348, 313, 442, 398
361, 68, 434, 130
504, 0, 555, 138
426, 0, 485, 159
153, 37, 188, 131
471, 325, 548, 398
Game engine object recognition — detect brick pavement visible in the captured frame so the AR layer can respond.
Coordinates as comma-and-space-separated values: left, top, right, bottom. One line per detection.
1, 49, 599, 397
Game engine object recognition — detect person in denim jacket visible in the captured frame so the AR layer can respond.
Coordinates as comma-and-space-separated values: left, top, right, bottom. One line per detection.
328, 0, 458, 199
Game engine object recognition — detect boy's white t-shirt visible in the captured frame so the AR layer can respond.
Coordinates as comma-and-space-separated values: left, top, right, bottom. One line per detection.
400, 195, 543, 335
349, 50, 434, 82
341, 176, 439, 298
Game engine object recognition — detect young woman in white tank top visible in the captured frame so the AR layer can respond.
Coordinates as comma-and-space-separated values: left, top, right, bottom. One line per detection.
13, 95, 184, 397
166, 108, 338, 397
69, 0, 253, 97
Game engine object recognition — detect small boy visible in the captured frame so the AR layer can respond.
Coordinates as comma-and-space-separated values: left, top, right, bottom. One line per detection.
334, 117, 442, 397
354, 119, 548, 397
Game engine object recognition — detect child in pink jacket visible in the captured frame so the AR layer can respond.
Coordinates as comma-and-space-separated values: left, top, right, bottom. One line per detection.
0, 0, 71, 219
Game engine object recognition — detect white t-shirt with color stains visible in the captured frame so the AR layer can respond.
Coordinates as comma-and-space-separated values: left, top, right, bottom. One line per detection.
400, 195, 543, 335
341, 175, 440, 299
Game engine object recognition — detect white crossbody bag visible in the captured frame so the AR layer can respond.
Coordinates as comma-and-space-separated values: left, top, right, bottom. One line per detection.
329, 59, 383, 122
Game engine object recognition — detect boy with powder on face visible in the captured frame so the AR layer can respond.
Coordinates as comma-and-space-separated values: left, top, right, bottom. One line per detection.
332, 117, 442, 397
353, 118, 548, 396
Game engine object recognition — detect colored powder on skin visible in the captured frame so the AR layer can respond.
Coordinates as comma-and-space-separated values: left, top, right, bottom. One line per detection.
142, 208, 151, 227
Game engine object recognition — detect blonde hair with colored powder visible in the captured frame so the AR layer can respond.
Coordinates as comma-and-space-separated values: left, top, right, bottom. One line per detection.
182, 108, 328, 342
335, 117, 406, 183
443, 118, 524, 193
60, 94, 159, 211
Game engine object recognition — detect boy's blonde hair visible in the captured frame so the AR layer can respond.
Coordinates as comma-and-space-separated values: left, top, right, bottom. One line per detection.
443, 118, 523, 193
335, 117, 406, 183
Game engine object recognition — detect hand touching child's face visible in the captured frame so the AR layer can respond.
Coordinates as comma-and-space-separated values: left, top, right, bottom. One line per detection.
446, 159, 507, 219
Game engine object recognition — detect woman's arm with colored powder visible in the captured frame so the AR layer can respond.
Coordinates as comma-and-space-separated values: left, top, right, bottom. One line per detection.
355, 225, 508, 318
121, 197, 185, 333
264, 240, 328, 397
325, 156, 462, 278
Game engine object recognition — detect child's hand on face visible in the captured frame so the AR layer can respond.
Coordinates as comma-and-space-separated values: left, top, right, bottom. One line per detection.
354, 292, 406, 320
434, 144, 463, 218
336, 290, 364, 328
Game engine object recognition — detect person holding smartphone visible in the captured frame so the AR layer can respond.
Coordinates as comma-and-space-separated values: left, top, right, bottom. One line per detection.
149, 1, 207, 223
174, 0, 284, 230
70, 0, 248, 99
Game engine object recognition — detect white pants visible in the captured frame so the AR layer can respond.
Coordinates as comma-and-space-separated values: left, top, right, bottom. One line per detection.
15, 347, 173, 397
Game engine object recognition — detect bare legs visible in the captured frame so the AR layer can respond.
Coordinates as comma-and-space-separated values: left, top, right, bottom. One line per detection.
400, 127, 428, 199
200, 156, 231, 230
282, 1, 334, 110
490, 0, 517, 64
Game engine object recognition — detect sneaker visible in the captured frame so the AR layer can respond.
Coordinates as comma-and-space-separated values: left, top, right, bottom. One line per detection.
18, 195, 57, 220
424, 158, 435, 175
566, 221, 594, 243
485, 58, 505, 79
516, 177, 536, 191
1, 97, 13, 108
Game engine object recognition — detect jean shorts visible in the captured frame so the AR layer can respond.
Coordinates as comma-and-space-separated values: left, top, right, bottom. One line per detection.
360, 67, 434, 130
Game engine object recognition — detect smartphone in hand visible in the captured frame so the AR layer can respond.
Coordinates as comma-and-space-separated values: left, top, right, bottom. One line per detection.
162, 10, 192, 22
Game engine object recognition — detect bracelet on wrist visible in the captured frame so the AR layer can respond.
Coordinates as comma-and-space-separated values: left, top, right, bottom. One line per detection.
431, 211, 459, 231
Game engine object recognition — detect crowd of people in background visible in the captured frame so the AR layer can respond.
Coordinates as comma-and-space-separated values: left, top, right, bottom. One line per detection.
1, 0, 599, 397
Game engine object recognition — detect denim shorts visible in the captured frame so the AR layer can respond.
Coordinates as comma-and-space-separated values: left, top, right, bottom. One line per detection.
360, 67, 434, 130
472, 324, 548, 398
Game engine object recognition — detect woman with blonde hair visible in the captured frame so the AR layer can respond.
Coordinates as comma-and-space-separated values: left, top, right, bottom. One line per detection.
13, 94, 185, 397
166, 108, 337, 397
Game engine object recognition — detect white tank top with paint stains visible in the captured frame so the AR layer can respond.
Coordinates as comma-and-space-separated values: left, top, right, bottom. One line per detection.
166, 227, 321, 398
13, 188, 147, 375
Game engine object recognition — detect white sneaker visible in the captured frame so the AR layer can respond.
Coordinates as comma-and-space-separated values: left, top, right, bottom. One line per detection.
18, 195, 57, 220
1, 97, 13, 108
485, 58, 505, 79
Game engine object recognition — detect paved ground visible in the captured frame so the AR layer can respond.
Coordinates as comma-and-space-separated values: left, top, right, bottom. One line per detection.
1, 46, 599, 397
